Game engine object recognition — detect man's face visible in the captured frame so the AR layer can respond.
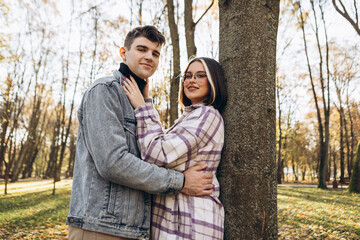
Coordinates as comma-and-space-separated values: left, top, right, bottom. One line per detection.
120, 37, 161, 79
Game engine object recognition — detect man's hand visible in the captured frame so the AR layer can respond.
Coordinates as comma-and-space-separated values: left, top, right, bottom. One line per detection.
181, 164, 214, 196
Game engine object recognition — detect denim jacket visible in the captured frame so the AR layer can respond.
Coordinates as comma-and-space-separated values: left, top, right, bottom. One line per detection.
66, 70, 184, 239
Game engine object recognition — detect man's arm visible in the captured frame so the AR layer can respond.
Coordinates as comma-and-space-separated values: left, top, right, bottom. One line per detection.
182, 164, 214, 195
81, 84, 212, 195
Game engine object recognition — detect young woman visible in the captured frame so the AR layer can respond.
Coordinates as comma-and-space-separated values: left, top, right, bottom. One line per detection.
122, 57, 227, 240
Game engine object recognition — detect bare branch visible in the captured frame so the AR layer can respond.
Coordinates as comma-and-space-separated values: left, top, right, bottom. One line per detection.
332, 0, 360, 36
194, 0, 214, 26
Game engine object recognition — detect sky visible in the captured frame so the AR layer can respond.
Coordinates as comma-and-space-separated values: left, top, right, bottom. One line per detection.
0, 0, 359, 125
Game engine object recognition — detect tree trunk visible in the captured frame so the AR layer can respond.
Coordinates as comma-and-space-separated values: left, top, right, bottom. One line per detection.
218, 1, 279, 239
298, 1, 330, 189
184, 0, 214, 59
342, 110, 351, 178
184, 0, 196, 58
167, 0, 180, 125
333, 150, 337, 181
339, 108, 346, 183
292, 157, 297, 181
302, 167, 306, 181
347, 100, 355, 179
349, 141, 360, 193
276, 83, 282, 184
65, 132, 76, 178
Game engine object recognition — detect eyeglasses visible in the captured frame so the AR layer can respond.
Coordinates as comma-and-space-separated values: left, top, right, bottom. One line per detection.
183, 72, 207, 82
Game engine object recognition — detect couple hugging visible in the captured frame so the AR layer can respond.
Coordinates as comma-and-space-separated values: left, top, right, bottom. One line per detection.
66, 25, 227, 240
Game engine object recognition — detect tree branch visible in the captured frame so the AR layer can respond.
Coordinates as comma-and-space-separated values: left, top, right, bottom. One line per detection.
332, 0, 360, 36
194, 0, 214, 26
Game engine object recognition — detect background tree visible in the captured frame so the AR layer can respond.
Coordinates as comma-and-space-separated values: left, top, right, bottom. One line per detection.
167, 0, 181, 125
295, 0, 331, 189
217, 1, 279, 239
184, 0, 214, 58
349, 141, 360, 193
332, 0, 360, 36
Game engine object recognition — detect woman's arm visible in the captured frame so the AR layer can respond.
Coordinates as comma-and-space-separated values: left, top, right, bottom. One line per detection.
122, 75, 223, 168
135, 103, 223, 168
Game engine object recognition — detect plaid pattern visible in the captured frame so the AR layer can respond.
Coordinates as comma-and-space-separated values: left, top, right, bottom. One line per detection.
134, 99, 224, 240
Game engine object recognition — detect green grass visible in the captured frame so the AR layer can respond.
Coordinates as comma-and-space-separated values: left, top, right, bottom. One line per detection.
0, 179, 72, 239
278, 186, 360, 239
1, 180, 359, 239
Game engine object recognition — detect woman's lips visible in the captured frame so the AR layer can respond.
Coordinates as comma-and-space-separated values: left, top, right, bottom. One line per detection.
187, 86, 198, 91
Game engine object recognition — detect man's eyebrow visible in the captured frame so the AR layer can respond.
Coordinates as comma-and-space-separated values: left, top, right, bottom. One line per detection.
136, 45, 161, 56
136, 45, 148, 49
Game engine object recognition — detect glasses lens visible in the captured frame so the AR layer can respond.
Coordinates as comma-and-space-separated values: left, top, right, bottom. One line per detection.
185, 74, 193, 80
195, 73, 206, 79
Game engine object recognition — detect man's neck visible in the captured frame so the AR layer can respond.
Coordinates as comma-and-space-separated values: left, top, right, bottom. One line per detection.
119, 63, 147, 93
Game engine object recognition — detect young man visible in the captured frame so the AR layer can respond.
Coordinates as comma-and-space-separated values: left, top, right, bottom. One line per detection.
66, 26, 214, 240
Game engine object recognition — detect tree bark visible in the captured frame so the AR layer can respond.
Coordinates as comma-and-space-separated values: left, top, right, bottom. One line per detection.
276, 81, 282, 184
347, 99, 355, 178
167, 0, 180, 125
184, 0, 196, 58
218, 1, 279, 239
349, 141, 360, 193
340, 110, 346, 183
184, 0, 214, 59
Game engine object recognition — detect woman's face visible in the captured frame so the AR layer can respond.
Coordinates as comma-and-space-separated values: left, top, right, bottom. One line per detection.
183, 61, 210, 105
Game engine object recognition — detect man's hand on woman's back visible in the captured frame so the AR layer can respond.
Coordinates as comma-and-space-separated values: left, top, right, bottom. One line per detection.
181, 164, 214, 196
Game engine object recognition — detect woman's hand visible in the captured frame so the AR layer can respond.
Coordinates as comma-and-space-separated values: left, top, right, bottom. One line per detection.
122, 75, 146, 109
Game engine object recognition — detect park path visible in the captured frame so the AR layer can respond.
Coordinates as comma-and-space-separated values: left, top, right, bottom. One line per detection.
278, 183, 348, 189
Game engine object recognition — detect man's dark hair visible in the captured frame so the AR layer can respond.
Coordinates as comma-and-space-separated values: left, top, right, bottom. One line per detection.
124, 25, 166, 50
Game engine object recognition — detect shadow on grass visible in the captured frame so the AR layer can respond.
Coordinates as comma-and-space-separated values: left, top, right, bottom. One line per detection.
279, 208, 360, 237
1, 205, 69, 237
0, 188, 71, 214
278, 187, 360, 238
0, 189, 71, 234
278, 187, 358, 206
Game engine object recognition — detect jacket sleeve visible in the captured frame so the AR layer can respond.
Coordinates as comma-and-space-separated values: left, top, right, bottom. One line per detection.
134, 100, 222, 169
81, 84, 183, 194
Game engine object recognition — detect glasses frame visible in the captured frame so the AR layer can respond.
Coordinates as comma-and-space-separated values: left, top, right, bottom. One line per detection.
182, 71, 208, 83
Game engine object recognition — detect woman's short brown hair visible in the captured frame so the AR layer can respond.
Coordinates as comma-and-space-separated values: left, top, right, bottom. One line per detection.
179, 57, 227, 112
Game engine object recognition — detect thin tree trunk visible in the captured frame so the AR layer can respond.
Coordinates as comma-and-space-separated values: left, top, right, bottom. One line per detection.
167, 0, 180, 125
342, 110, 351, 178
298, 1, 329, 189
184, 0, 196, 58
339, 109, 345, 183
333, 149, 337, 181
276, 82, 282, 184
184, 0, 214, 58
347, 99, 355, 177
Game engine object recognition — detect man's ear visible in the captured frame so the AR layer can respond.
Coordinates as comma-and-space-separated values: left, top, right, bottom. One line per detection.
120, 47, 126, 62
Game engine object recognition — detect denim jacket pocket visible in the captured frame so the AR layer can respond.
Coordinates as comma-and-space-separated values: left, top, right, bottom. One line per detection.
124, 118, 139, 155
124, 117, 136, 135
106, 183, 126, 220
